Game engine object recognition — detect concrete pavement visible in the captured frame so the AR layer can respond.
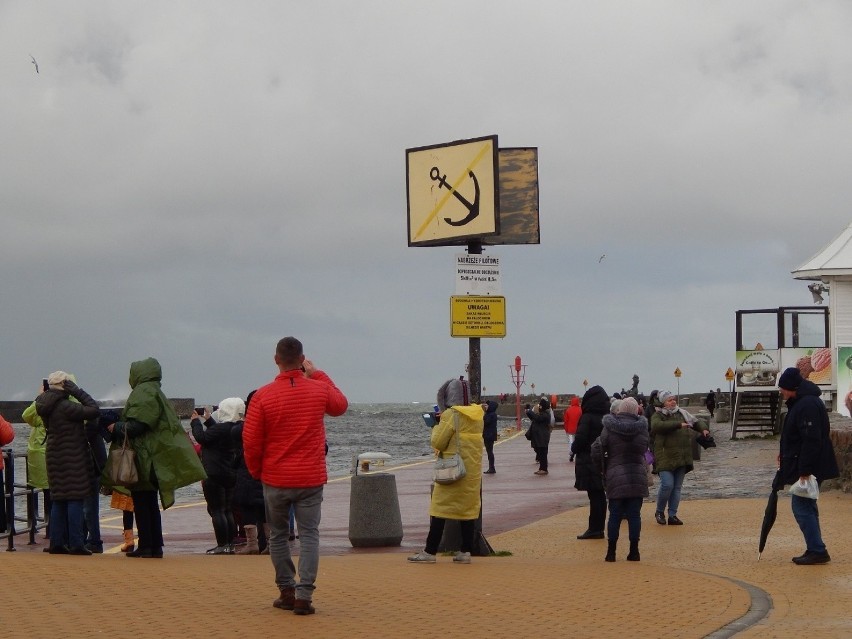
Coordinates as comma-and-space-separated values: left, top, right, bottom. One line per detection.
4, 425, 852, 638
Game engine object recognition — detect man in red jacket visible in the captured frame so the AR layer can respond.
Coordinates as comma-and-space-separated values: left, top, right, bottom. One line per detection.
243, 336, 348, 615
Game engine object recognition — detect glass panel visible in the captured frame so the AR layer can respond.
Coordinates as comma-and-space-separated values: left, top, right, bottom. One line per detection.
740, 312, 778, 350
784, 310, 827, 348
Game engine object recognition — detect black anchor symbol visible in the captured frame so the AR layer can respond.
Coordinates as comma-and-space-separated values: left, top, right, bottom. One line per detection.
430, 166, 480, 226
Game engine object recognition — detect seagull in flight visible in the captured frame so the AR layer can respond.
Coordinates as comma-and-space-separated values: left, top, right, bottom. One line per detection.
30, 55, 39, 74
598, 254, 606, 263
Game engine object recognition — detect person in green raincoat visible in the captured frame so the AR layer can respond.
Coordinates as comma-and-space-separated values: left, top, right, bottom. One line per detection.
103, 358, 206, 558
408, 377, 484, 564
22, 396, 51, 539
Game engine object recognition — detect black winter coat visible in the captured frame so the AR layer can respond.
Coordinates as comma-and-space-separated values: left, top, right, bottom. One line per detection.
231, 422, 265, 510
191, 417, 237, 487
525, 407, 551, 448
572, 385, 610, 492
36, 384, 101, 500
483, 400, 499, 443
779, 380, 839, 486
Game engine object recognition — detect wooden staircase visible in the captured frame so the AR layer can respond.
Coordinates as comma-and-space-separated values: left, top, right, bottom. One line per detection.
731, 391, 780, 438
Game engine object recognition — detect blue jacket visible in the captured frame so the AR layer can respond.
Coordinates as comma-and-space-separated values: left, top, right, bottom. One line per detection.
482, 400, 499, 442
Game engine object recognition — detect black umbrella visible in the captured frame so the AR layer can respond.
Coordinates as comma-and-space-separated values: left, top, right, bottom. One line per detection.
758, 470, 784, 560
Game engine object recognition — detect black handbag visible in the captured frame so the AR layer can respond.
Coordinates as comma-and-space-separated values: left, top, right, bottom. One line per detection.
696, 434, 717, 449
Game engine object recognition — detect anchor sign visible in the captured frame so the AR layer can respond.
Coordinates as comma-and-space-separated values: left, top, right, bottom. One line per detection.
430, 166, 480, 227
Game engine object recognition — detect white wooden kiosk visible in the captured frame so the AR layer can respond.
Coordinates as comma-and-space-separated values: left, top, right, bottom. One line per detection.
792, 222, 852, 417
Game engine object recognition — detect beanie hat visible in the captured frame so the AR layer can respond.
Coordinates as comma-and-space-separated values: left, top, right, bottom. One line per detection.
538, 396, 550, 410
47, 370, 70, 390
657, 390, 674, 404
778, 367, 803, 391
617, 397, 639, 415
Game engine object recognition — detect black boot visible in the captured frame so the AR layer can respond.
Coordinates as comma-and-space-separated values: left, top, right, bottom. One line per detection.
627, 539, 640, 561
605, 539, 617, 562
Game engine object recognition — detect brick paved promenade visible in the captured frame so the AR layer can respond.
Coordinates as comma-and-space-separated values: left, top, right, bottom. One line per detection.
4, 421, 852, 638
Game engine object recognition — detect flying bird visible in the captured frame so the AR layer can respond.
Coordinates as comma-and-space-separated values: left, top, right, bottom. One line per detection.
598, 254, 606, 263
30, 55, 39, 74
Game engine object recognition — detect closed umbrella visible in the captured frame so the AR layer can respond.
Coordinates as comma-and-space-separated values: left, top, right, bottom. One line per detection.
758, 470, 784, 560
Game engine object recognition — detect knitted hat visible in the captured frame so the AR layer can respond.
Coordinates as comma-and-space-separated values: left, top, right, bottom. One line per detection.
538, 396, 550, 410
47, 370, 70, 390
610, 399, 622, 414
617, 397, 639, 415
778, 367, 803, 391
657, 390, 675, 404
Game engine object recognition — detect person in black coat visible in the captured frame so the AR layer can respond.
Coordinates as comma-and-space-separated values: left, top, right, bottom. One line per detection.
191, 397, 240, 554
35, 371, 101, 555
482, 400, 499, 474
777, 367, 839, 565
572, 385, 610, 539
526, 397, 552, 475
705, 390, 716, 417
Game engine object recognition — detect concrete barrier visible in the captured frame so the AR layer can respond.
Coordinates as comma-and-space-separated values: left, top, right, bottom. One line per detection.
348, 473, 403, 547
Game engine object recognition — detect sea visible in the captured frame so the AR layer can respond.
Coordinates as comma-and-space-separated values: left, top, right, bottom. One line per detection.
3, 403, 441, 510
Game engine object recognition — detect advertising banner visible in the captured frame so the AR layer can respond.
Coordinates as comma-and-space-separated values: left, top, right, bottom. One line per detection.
837, 346, 852, 417
779, 347, 833, 387
735, 349, 780, 390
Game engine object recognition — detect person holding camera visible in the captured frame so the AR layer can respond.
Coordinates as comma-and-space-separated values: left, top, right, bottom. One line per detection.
242, 337, 348, 615
526, 397, 552, 476
35, 371, 101, 555
191, 398, 241, 555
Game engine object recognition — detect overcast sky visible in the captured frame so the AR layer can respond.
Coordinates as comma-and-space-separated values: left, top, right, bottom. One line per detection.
2, 1, 851, 406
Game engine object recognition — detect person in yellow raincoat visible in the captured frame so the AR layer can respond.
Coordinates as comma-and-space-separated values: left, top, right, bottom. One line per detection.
408, 377, 484, 564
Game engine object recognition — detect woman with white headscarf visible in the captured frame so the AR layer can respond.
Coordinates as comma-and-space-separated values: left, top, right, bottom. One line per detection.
650, 391, 710, 526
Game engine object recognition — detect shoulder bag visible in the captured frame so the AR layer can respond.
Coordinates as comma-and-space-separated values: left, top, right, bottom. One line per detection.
433, 411, 467, 485
106, 429, 139, 487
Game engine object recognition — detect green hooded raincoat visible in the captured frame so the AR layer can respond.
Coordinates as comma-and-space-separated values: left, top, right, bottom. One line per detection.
101, 358, 206, 510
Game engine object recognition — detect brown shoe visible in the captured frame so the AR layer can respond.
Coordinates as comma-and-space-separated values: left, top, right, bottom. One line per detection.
273, 587, 295, 611
293, 599, 315, 615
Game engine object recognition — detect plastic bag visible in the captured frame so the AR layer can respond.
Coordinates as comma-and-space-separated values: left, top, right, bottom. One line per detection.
789, 475, 819, 500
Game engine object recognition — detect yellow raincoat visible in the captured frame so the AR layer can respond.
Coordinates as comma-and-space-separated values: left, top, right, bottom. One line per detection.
429, 404, 484, 520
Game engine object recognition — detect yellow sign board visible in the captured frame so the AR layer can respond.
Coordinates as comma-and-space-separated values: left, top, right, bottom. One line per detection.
674, 367, 682, 378
407, 136, 499, 246
725, 367, 735, 381
450, 296, 506, 338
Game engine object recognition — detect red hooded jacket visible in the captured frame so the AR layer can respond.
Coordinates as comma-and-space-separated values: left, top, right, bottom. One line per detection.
563, 397, 581, 435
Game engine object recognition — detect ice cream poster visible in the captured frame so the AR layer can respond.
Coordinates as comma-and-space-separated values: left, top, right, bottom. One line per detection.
735, 350, 780, 388
836, 346, 852, 417
779, 347, 833, 387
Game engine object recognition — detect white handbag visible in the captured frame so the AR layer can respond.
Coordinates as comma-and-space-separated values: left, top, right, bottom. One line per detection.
432, 412, 467, 485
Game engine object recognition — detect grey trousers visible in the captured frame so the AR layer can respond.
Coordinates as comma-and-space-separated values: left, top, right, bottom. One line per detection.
263, 484, 323, 601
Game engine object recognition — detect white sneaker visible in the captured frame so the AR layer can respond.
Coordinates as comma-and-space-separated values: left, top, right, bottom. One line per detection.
453, 551, 471, 564
407, 551, 436, 563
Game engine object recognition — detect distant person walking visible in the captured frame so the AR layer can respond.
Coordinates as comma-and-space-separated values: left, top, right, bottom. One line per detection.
592, 397, 649, 562
650, 390, 710, 526
104, 357, 207, 558
572, 385, 610, 540
563, 396, 581, 462
482, 400, 498, 474
409, 377, 484, 564
705, 390, 716, 418
777, 367, 839, 565
243, 337, 348, 615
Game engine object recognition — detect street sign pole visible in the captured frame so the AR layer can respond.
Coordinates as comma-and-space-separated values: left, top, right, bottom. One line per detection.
467, 239, 482, 403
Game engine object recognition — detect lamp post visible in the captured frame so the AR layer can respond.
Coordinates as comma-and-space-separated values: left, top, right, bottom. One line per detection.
674, 367, 682, 402
510, 356, 526, 431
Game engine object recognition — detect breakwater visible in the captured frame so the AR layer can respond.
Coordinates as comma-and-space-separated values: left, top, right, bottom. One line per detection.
0, 398, 196, 422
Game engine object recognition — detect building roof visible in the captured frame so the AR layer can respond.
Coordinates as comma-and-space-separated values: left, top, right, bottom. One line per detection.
792, 222, 852, 280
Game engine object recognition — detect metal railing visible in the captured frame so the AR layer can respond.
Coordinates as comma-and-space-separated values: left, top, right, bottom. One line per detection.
1, 448, 49, 551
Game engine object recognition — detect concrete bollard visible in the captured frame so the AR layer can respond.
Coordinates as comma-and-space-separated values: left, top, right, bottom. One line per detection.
348, 473, 403, 547
716, 407, 731, 423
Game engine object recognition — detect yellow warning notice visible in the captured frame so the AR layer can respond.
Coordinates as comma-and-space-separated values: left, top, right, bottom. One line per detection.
450, 296, 506, 338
